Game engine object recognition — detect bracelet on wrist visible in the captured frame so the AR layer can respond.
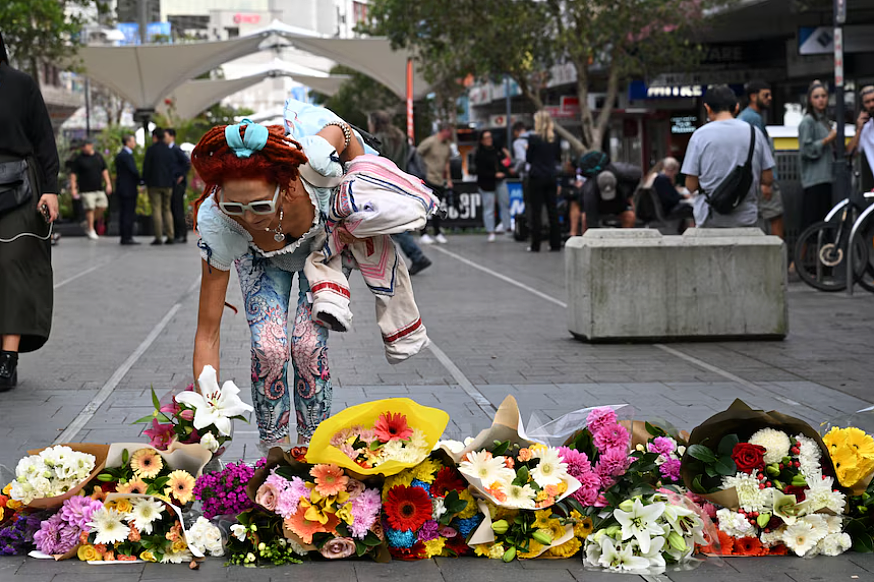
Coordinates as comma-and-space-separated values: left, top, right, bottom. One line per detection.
323, 121, 352, 151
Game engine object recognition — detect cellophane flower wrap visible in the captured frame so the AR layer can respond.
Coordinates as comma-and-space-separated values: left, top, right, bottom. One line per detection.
307, 398, 449, 477
381, 451, 480, 560
247, 446, 387, 560
682, 399, 847, 558
133, 366, 253, 453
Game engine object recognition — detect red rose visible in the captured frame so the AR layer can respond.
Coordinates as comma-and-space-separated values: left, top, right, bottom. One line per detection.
731, 443, 767, 473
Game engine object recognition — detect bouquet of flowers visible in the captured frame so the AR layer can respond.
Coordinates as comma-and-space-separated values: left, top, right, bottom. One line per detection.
193, 459, 268, 520
96, 447, 199, 508
8, 444, 108, 508
0, 483, 22, 524
134, 365, 253, 454
584, 492, 708, 573
185, 516, 225, 557
822, 426, 874, 492
471, 502, 590, 560
381, 453, 479, 560
307, 398, 449, 476
78, 493, 195, 563
0, 512, 44, 556
248, 449, 384, 559
225, 510, 306, 567
32, 495, 104, 558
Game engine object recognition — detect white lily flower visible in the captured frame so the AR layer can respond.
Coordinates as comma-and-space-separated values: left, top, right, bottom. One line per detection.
662, 503, 708, 545
598, 538, 651, 572
175, 366, 254, 436
613, 498, 666, 554
639, 534, 667, 570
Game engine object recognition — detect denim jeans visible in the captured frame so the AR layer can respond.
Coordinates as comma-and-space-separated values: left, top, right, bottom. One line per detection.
480, 181, 512, 233
392, 231, 426, 264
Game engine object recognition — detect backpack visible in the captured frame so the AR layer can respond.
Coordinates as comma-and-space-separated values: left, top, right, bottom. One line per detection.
406, 146, 428, 180
633, 186, 658, 223
702, 125, 756, 215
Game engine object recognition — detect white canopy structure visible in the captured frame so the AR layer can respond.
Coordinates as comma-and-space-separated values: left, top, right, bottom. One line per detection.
74, 20, 427, 121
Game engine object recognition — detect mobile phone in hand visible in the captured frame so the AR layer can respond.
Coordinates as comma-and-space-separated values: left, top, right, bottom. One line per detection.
40, 204, 51, 223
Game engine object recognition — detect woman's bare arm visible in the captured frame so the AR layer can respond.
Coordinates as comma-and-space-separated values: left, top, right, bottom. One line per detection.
317, 123, 365, 163
193, 260, 230, 384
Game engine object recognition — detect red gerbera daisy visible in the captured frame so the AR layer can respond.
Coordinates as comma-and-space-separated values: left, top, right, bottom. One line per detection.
768, 543, 789, 556
444, 533, 471, 557
389, 541, 427, 561
374, 412, 414, 442
431, 467, 466, 498
384, 485, 432, 531
734, 536, 768, 556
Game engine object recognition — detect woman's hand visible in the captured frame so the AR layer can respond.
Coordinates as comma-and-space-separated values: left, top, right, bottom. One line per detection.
38, 194, 59, 223
337, 224, 365, 246
824, 127, 838, 145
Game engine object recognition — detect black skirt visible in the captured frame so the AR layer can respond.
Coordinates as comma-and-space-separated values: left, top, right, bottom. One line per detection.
0, 161, 53, 353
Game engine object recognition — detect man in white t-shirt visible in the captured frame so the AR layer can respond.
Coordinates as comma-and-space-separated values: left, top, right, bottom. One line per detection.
681, 85, 775, 228
848, 86, 874, 191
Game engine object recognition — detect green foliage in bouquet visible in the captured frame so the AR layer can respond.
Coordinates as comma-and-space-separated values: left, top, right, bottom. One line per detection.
225, 510, 305, 567
684, 435, 739, 494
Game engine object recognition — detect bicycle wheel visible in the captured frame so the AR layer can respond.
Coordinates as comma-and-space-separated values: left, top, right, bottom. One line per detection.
794, 221, 869, 292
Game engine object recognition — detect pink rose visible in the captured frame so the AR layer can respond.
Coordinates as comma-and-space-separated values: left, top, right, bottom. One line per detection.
319, 537, 356, 559
255, 482, 279, 511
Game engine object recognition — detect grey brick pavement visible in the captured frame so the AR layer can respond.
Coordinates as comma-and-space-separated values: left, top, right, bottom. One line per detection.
3, 233, 874, 580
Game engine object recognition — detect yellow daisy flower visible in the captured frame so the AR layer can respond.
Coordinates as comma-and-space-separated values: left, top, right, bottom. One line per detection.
533, 509, 555, 530
457, 490, 478, 519
518, 540, 545, 559
548, 536, 582, 558
410, 458, 443, 484
165, 470, 195, 505
423, 537, 446, 558
573, 515, 593, 539
473, 544, 492, 558
130, 449, 163, 479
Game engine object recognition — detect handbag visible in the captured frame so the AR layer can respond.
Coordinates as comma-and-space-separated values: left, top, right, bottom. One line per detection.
0, 157, 34, 215
702, 125, 755, 215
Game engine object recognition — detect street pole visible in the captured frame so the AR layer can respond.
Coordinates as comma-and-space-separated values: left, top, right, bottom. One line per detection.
138, 0, 148, 44
84, 77, 91, 137
834, 0, 848, 206
505, 75, 512, 149
406, 57, 414, 142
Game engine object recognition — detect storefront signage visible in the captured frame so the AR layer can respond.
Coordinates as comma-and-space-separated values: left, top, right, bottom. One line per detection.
628, 80, 703, 100
234, 14, 261, 24
671, 116, 698, 135
799, 26, 874, 55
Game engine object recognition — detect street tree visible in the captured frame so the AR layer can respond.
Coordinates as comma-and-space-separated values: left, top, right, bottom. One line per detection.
367, 0, 714, 153
0, 0, 109, 85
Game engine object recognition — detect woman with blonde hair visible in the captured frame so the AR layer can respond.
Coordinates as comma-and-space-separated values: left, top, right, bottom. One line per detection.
525, 110, 562, 251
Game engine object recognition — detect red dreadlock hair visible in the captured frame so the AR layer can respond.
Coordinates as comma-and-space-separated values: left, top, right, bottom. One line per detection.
190, 124, 309, 228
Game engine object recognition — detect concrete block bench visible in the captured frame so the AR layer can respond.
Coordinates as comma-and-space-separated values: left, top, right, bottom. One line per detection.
565, 228, 788, 341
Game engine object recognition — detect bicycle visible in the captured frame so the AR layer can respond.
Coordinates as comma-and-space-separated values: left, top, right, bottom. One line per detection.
794, 180, 874, 293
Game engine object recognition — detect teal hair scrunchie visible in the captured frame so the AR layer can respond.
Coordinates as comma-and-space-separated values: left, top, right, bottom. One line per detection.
225, 118, 269, 158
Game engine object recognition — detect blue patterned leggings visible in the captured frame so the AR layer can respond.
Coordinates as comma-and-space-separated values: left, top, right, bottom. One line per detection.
235, 253, 332, 442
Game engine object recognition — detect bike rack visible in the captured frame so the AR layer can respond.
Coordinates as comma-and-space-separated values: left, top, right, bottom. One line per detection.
846, 194, 874, 296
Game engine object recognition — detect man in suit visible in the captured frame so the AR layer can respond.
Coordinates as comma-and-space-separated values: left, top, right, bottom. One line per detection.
142, 127, 176, 245
164, 128, 191, 243
115, 134, 141, 245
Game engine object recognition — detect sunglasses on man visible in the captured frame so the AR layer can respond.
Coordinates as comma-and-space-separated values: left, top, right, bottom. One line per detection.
219, 184, 281, 216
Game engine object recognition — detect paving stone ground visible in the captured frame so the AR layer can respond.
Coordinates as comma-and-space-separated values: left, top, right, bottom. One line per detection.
3, 232, 874, 581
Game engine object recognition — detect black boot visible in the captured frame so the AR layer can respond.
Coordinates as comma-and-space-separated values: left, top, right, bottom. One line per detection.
0, 351, 18, 392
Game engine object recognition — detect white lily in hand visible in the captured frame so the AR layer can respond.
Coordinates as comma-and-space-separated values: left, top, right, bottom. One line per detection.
614, 497, 666, 554
175, 366, 254, 436
598, 538, 651, 572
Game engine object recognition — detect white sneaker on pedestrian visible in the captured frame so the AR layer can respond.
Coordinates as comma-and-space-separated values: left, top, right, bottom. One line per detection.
436, 233, 449, 244
86, 230, 98, 240
495, 222, 505, 232
488, 233, 496, 243
420, 234, 435, 245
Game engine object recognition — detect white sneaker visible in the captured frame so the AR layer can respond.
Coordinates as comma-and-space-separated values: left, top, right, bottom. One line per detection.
86, 230, 98, 240
435, 233, 449, 244
420, 234, 435, 245
495, 222, 505, 232
488, 233, 496, 243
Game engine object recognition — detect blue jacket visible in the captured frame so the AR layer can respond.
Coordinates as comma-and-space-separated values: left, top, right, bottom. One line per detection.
114, 149, 141, 198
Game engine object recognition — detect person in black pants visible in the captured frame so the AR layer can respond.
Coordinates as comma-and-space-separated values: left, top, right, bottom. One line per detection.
526, 110, 562, 252
115, 134, 141, 245
165, 128, 191, 243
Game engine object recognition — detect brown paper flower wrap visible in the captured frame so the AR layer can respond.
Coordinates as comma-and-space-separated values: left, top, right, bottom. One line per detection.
23, 443, 110, 510
680, 399, 838, 509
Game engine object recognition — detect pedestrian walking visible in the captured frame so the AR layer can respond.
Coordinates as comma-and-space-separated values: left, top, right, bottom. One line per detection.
681, 85, 775, 228
142, 127, 176, 245
0, 31, 60, 390
797, 81, 838, 231
165, 128, 191, 243
474, 130, 511, 242
847, 85, 874, 192
114, 134, 141, 245
738, 80, 785, 238
526, 110, 562, 251
70, 140, 111, 240
417, 123, 454, 245
369, 110, 431, 275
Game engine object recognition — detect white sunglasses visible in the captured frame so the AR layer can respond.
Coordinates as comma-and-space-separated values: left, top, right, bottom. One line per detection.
219, 184, 281, 216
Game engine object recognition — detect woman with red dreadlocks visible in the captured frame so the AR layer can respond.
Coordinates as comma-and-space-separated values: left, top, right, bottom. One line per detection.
191, 100, 367, 452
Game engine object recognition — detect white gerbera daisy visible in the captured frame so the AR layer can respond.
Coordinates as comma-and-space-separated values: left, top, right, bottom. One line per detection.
504, 483, 537, 510
459, 450, 515, 486
783, 521, 820, 556
531, 447, 569, 488
721, 473, 770, 512
89, 508, 129, 545
748, 428, 792, 464
128, 497, 164, 535
161, 549, 193, 564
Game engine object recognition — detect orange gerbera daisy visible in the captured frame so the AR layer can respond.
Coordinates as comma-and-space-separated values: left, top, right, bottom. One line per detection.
374, 412, 413, 442
130, 449, 163, 479
734, 536, 768, 556
310, 464, 349, 496
768, 543, 789, 556
166, 470, 195, 505
285, 509, 338, 544
116, 479, 148, 496
700, 529, 734, 555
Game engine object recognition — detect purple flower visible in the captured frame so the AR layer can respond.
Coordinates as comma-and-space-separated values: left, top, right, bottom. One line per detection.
647, 436, 676, 457
34, 514, 80, 556
571, 471, 602, 506
586, 407, 618, 434
659, 458, 682, 482
593, 424, 629, 452
557, 447, 593, 477
418, 520, 440, 542
276, 477, 309, 519
193, 459, 266, 519
595, 447, 631, 479
60, 496, 104, 530
350, 488, 381, 539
